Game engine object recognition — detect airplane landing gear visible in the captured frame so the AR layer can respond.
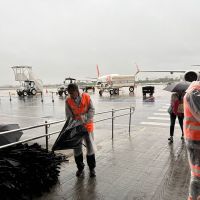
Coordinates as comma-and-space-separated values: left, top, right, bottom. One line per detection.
99, 90, 103, 96
129, 86, 134, 93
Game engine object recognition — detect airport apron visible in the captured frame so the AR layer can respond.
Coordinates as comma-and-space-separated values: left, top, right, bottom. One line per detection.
184, 84, 200, 200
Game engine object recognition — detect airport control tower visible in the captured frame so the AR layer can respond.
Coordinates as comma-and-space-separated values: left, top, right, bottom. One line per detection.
12, 66, 43, 96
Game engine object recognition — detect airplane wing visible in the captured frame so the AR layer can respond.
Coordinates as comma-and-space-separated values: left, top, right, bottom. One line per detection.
137, 64, 200, 74
85, 77, 97, 80
139, 70, 186, 74
138, 68, 200, 82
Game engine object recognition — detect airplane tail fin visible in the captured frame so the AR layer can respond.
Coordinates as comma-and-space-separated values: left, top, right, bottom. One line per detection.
135, 63, 140, 75
96, 64, 100, 78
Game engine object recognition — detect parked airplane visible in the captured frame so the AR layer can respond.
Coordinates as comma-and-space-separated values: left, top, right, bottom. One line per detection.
139, 65, 200, 82
95, 65, 139, 96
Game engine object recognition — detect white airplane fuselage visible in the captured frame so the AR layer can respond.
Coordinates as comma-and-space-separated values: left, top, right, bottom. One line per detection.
96, 74, 136, 95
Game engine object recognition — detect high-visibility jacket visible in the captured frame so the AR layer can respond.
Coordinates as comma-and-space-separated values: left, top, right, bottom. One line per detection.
184, 82, 200, 200
66, 93, 94, 133
184, 94, 200, 141
184, 85, 200, 177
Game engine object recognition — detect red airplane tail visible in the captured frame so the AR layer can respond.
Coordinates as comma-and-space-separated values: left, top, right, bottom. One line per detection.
96, 64, 100, 78
135, 63, 140, 75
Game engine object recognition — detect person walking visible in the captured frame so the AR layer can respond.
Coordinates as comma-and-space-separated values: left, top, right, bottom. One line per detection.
168, 91, 184, 143
184, 81, 200, 200
65, 83, 96, 177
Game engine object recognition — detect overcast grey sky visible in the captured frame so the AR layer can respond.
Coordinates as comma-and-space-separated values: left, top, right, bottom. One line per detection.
0, 0, 200, 85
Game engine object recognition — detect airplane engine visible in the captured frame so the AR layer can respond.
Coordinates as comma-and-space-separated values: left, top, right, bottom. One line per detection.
184, 71, 199, 82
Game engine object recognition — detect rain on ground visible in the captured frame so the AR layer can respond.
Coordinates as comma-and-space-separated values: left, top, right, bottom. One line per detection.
0, 85, 190, 200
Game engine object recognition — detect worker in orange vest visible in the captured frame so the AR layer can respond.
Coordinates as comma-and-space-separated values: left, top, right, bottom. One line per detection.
65, 83, 96, 177
184, 81, 200, 200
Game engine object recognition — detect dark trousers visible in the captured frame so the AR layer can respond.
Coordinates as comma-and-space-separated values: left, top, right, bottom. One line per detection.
74, 133, 96, 171
170, 113, 184, 136
74, 154, 96, 171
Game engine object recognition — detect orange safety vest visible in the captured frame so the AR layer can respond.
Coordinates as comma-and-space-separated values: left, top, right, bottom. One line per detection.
184, 97, 200, 141
66, 93, 94, 133
184, 84, 200, 179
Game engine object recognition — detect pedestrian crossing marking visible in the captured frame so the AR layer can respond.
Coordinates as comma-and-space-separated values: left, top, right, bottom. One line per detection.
141, 122, 179, 127
162, 104, 170, 108
158, 109, 168, 112
140, 104, 179, 127
148, 117, 169, 120
154, 113, 168, 116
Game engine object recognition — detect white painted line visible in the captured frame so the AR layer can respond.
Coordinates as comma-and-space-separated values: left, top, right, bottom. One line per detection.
148, 117, 170, 120
162, 106, 169, 108
148, 117, 179, 124
154, 113, 169, 116
161, 107, 169, 111
140, 122, 179, 127
158, 109, 167, 112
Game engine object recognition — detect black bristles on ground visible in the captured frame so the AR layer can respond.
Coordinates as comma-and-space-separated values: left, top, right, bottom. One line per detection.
0, 143, 68, 200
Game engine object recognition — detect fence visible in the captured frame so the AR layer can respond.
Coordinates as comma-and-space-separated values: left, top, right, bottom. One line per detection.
0, 106, 135, 150
0, 91, 57, 103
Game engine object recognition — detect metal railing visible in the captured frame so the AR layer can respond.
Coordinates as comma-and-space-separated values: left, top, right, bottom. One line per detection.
0, 106, 135, 150
1, 91, 56, 103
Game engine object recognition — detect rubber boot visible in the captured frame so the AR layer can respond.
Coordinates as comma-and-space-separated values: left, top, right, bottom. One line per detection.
74, 154, 85, 177
86, 154, 96, 177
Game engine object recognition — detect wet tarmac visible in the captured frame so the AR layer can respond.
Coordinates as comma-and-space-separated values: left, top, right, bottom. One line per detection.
0, 85, 190, 199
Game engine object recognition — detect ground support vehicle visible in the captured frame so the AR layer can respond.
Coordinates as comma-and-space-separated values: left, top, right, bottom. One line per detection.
142, 86, 155, 97
17, 80, 38, 96
77, 80, 95, 93
57, 78, 76, 96
58, 78, 95, 96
